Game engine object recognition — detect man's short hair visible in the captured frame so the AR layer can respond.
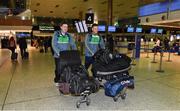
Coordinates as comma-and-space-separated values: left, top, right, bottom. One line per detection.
92, 23, 98, 28
59, 21, 68, 26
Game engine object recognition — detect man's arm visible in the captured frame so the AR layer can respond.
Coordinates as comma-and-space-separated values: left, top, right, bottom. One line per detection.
52, 31, 60, 56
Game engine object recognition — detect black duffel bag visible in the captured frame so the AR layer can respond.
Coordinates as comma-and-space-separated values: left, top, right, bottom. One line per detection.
59, 65, 99, 95
60, 50, 81, 67
69, 76, 100, 95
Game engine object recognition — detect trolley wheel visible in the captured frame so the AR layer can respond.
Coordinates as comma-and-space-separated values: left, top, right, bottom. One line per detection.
113, 96, 118, 102
86, 99, 91, 106
76, 101, 81, 108
121, 93, 126, 100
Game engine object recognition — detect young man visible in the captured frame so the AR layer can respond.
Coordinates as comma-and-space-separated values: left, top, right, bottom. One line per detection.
52, 21, 77, 86
85, 24, 105, 70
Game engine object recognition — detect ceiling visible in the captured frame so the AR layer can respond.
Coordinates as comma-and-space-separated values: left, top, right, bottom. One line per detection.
29, 0, 165, 21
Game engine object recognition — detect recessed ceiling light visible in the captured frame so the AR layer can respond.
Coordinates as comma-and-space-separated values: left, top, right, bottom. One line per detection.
117, 3, 123, 7
50, 11, 53, 13
125, 12, 131, 15
101, 1, 107, 4
72, 6, 76, 9
34, 10, 37, 12
36, 3, 40, 6
64, 12, 68, 14
55, 5, 59, 8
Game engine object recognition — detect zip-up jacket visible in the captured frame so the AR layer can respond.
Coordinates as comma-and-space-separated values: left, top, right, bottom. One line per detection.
52, 30, 77, 58
85, 33, 105, 57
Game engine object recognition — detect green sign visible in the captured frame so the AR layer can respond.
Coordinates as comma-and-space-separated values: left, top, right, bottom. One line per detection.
58, 35, 69, 43
90, 35, 100, 44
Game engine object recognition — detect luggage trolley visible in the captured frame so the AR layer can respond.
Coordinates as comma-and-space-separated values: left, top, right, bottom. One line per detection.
92, 49, 134, 102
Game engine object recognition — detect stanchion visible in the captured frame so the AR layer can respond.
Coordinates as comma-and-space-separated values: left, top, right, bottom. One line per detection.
166, 50, 172, 62
146, 48, 150, 58
156, 52, 165, 73
131, 48, 136, 66
146, 41, 150, 58
151, 52, 157, 63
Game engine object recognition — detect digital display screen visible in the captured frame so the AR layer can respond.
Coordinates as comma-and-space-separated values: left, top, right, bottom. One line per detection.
157, 29, 163, 34
127, 27, 134, 32
98, 25, 106, 32
136, 27, 142, 33
16, 32, 30, 38
108, 26, 116, 32
151, 28, 157, 33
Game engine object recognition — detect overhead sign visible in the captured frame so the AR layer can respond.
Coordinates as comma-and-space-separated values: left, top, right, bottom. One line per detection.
85, 13, 94, 24
39, 26, 54, 31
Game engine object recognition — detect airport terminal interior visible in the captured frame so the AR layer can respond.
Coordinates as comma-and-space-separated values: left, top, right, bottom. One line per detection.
0, 0, 180, 110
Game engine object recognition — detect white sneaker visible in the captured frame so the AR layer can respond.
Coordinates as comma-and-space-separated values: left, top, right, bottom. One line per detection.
54, 82, 60, 87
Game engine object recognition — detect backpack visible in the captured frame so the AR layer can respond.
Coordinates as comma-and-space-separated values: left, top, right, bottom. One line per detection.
59, 66, 99, 95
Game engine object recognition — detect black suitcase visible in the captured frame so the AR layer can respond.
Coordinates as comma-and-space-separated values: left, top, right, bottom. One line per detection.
24, 51, 29, 59
11, 52, 18, 60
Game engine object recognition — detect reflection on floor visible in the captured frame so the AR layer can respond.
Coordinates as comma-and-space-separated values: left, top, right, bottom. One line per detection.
0, 47, 180, 110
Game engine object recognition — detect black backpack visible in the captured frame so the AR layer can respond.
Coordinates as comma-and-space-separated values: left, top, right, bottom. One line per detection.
69, 76, 100, 95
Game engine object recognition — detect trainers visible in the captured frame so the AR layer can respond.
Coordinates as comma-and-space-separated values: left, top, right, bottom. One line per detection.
54, 82, 60, 87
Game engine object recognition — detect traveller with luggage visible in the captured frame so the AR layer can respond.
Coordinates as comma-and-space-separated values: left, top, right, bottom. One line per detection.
9, 36, 18, 61
18, 37, 28, 59
84, 23, 105, 70
51, 21, 77, 86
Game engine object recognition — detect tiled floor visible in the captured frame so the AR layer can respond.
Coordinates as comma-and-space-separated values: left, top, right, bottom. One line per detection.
0, 48, 180, 110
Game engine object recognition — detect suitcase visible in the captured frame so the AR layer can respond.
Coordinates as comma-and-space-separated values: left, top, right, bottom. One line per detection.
11, 52, 18, 60
59, 83, 70, 94
60, 50, 81, 67
40, 48, 44, 53
104, 76, 134, 101
24, 51, 29, 59
69, 77, 100, 95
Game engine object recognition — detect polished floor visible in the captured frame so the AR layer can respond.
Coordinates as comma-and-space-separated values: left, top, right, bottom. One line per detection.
0, 47, 180, 110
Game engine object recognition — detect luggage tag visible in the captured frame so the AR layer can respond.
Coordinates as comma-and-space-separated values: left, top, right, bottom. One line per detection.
58, 35, 69, 44
90, 35, 100, 44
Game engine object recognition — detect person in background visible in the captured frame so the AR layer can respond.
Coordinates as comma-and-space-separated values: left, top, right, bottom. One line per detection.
44, 37, 49, 53
18, 37, 27, 59
52, 21, 77, 86
153, 38, 161, 53
85, 24, 105, 70
164, 37, 170, 51
48, 37, 54, 56
9, 36, 16, 55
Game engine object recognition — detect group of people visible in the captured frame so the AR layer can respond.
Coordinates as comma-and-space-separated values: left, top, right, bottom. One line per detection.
8, 37, 27, 60
52, 22, 105, 86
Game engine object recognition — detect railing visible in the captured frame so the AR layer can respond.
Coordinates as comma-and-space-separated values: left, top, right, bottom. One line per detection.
0, 16, 32, 26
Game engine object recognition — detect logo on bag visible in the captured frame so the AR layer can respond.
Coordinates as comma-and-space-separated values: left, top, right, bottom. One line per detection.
121, 80, 130, 85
